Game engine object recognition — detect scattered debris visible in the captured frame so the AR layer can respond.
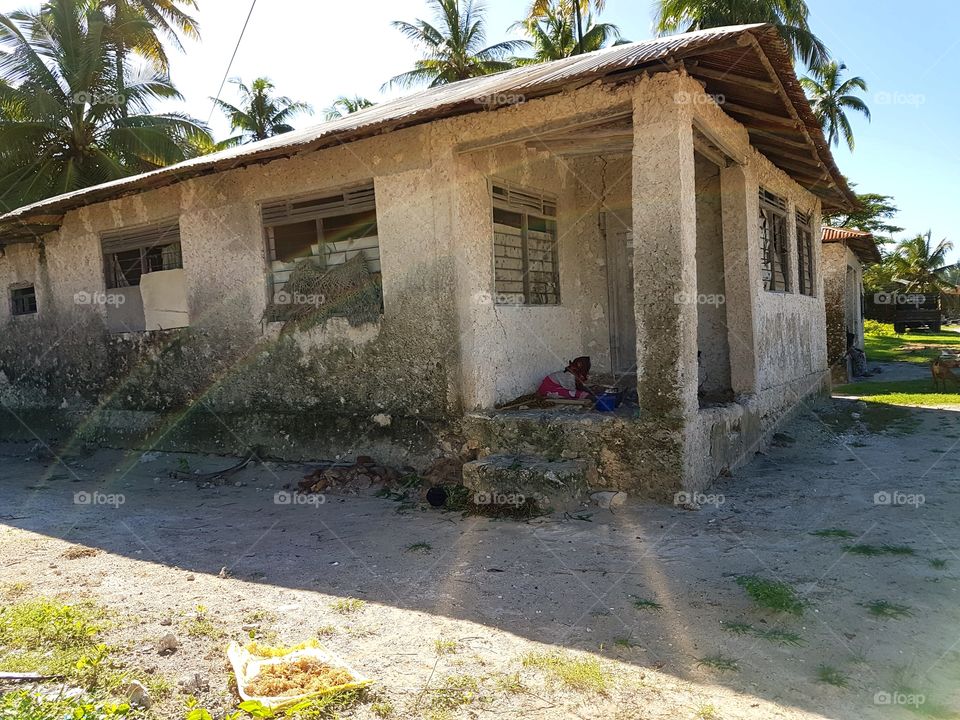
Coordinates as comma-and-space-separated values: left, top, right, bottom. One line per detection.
300, 456, 401, 496
177, 672, 210, 694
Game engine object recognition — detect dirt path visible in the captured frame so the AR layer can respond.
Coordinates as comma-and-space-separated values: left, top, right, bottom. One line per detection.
1, 391, 959, 720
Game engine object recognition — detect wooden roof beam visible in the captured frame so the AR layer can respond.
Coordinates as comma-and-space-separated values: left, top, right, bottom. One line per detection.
688, 65, 778, 93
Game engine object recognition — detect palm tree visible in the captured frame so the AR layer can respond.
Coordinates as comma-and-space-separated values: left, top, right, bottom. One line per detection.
325, 95, 375, 121
654, 0, 829, 69
516, 0, 625, 62
211, 77, 312, 144
529, 0, 605, 55
800, 61, 870, 151
387, 0, 527, 89
0, 0, 208, 211
888, 232, 954, 293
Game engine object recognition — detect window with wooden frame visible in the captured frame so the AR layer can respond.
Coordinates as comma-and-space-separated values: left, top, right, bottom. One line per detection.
101, 222, 183, 289
492, 182, 559, 306
10, 284, 37, 316
261, 184, 380, 296
796, 210, 815, 296
759, 188, 790, 292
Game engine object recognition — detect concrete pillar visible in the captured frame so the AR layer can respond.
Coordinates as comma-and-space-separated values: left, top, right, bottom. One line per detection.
719, 163, 761, 394
631, 80, 699, 423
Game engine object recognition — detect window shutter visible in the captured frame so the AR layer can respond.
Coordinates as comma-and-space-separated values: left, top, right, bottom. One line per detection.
262, 184, 376, 226
101, 222, 181, 254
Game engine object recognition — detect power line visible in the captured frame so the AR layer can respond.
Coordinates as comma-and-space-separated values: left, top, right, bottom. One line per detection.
206, 0, 258, 125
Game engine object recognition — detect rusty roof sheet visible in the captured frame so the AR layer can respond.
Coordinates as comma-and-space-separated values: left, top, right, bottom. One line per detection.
822, 226, 882, 265
0, 23, 856, 240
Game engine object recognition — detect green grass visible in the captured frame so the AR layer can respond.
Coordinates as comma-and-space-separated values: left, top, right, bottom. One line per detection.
816, 664, 850, 688
429, 674, 480, 710
406, 542, 432, 553
864, 326, 960, 364
844, 544, 916, 557
696, 655, 739, 672
734, 576, 809, 615
695, 703, 720, 720
521, 652, 609, 693
434, 638, 458, 655
330, 598, 366, 614
862, 600, 913, 619
811, 528, 857, 539
835, 379, 960, 408
631, 597, 663, 611
930, 558, 948, 570
182, 606, 225, 639
720, 621, 803, 646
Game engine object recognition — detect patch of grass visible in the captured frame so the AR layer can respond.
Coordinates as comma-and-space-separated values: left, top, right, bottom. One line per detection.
696, 655, 739, 672
862, 600, 913, 619
429, 674, 480, 710
434, 638, 458, 656
371, 700, 395, 718
316, 624, 336, 637
406, 542, 432, 553
863, 327, 960, 364
521, 652, 609, 693
844, 544, 916, 556
816, 664, 850, 688
720, 621, 802, 645
282, 687, 366, 719
242, 609, 275, 625
61, 546, 100, 560
930, 558, 948, 570
182, 605, 225, 640
330, 598, 365, 614
613, 635, 637, 649
0, 691, 130, 720
631, 597, 663, 611
695, 703, 720, 720
811, 528, 857, 539
735, 575, 809, 615
836, 379, 960, 409
493, 672, 525, 694
0, 598, 105, 679
721, 621, 755, 635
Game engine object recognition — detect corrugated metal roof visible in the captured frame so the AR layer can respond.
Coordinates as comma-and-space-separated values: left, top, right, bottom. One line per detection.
0, 23, 856, 239
822, 226, 881, 265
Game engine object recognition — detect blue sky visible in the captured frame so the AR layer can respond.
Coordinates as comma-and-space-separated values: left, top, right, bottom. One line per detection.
2, 0, 956, 257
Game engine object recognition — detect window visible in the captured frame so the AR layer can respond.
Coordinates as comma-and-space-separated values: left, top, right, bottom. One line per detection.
759, 188, 790, 292
10, 285, 37, 316
796, 210, 815, 296
101, 222, 182, 289
261, 184, 380, 295
492, 182, 559, 305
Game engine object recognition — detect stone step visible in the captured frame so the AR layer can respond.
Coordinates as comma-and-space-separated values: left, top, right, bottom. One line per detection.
461, 454, 597, 511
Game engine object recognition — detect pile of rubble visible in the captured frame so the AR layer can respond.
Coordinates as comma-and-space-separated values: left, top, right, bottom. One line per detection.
298, 456, 404, 496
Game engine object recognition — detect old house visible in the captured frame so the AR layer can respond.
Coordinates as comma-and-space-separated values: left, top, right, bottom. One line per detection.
821, 226, 880, 384
0, 24, 856, 500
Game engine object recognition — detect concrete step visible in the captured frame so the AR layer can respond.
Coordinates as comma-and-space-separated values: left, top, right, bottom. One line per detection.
461, 454, 597, 511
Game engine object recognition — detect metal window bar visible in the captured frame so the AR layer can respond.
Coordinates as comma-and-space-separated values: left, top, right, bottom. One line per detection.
492, 183, 559, 305
760, 191, 790, 292
11, 286, 37, 315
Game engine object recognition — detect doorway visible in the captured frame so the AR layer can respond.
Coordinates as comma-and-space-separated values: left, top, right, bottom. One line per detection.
603, 210, 636, 376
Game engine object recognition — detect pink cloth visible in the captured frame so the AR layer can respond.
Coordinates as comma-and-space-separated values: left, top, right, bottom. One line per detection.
538, 371, 589, 399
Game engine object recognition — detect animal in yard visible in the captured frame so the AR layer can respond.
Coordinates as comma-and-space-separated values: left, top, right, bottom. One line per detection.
931, 359, 960, 391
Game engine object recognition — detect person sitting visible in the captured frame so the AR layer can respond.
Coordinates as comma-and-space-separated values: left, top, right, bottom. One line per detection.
538, 356, 592, 400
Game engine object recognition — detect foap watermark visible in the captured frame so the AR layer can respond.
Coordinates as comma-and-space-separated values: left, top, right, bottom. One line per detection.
874, 91, 925, 107
873, 292, 925, 306
874, 691, 925, 708
674, 491, 725, 507
74, 291, 126, 307
273, 291, 326, 308
73, 91, 126, 107
474, 491, 526, 507
673, 291, 726, 307
74, 491, 125, 508
474, 92, 526, 108
874, 490, 925, 508
673, 90, 725, 106
274, 490, 325, 507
